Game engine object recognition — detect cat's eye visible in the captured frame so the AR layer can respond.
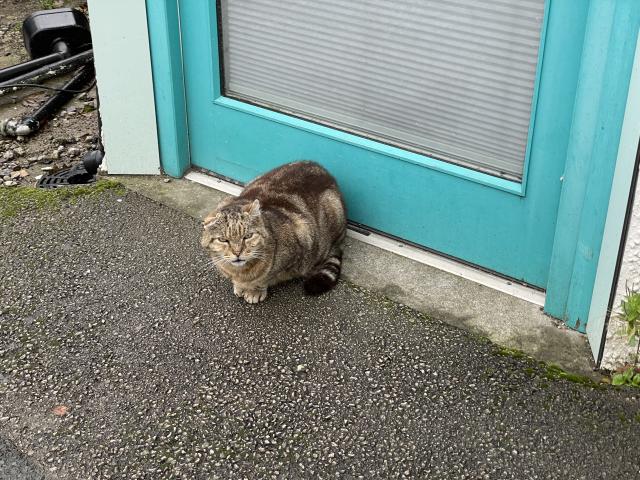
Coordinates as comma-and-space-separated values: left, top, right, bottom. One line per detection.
217, 237, 228, 243
243, 233, 254, 240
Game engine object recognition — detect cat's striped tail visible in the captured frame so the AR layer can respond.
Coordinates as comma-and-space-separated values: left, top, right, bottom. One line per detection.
303, 252, 342, 295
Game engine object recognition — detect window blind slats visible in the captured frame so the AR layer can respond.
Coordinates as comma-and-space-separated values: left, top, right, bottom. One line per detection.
227, 27, 535, 118
227, 14, 539, 84
220, 0, 545, 178
229, 52, 532, 141
231, 69, 527, 161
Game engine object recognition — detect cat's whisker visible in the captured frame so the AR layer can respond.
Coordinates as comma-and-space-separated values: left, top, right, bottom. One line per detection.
194, 257, 212, 265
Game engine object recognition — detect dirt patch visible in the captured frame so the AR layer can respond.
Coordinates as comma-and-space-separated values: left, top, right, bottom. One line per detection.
0, 1, 98, 187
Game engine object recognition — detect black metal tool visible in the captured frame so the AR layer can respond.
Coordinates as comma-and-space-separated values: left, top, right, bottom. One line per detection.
0, 64, 95, 137
0, 49, 93, 95
36, 150, 104, 189
0, 8, 91, 83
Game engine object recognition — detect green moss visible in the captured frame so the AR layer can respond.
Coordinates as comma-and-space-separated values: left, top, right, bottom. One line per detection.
494, 346, 528, 360
543, 364, 603, 388
39, 0, 56, 9
0, 180, 125, 218
475, 335, 494, 346
491, 345, 604, 389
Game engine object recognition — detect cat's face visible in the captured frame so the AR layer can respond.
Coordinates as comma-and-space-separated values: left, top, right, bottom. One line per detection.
201, 200, 266, 267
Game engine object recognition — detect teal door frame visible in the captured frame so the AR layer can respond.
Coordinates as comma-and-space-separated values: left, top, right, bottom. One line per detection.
544, 1, 640, 330
146, 0, 640, 333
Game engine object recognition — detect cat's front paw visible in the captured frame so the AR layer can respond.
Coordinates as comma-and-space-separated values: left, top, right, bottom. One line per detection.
243, 289, 267, 304
233, 283, 244, 297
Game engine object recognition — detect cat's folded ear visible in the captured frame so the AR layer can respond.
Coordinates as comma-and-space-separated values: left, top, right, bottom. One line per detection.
243, 199, 261, 217
202, 212, 221, 229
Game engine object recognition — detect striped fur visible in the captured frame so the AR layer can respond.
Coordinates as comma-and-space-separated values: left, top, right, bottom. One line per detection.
303, 252, 343, 295
201, 161, 347, 303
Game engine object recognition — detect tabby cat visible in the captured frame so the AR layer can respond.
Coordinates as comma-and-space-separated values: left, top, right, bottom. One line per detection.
201, 161, 347, 303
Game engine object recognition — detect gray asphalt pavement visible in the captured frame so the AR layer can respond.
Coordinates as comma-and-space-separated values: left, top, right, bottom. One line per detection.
1, 190, 639, 479
0, 435, 43, 480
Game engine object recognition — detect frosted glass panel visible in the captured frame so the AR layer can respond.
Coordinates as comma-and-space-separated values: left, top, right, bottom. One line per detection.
219, 0, 545, 179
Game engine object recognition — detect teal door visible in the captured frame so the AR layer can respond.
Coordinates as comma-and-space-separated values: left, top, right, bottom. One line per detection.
168, 0, 587, 289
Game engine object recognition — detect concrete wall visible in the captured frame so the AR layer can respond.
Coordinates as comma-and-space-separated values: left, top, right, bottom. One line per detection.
86, 0, 161, 174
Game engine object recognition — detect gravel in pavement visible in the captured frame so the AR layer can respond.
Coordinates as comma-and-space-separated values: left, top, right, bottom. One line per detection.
0, 191, 639, 479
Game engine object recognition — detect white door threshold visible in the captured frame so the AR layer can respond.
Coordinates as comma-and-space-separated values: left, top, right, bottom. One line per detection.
185, 170, 546, 307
